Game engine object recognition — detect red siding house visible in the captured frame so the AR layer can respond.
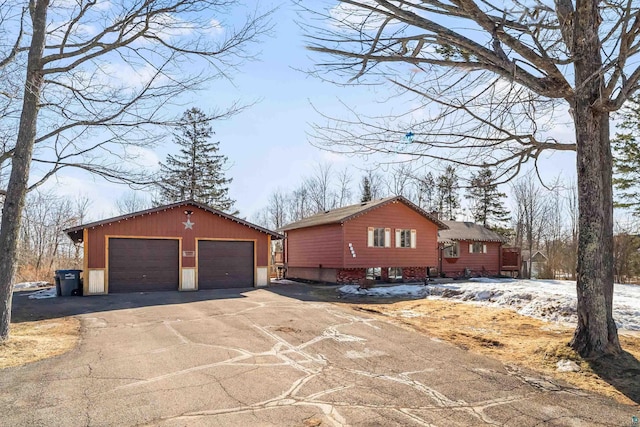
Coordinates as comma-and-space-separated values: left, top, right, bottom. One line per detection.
64, 200, 281, 294
281, 196, 448, 284
438, 221, 508, 277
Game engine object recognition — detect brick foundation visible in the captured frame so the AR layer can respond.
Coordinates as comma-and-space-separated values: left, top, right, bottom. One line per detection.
443, 267, 500, 278
336, 267, 428, 284
336, 268, 367, 285
402, 267, 427, 282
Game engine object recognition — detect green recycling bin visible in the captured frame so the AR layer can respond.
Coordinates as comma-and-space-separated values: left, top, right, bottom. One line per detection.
55, 270, 83, 296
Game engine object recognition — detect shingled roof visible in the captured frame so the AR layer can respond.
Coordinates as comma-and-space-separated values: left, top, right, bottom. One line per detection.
279, 196, 448, 231
64, 199, 282, 243
438, 221, 508, 243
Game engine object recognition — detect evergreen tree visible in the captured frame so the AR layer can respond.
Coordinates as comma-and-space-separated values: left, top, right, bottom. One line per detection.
436, 166, 459, 220
157, 108, 236, 213
613, 99, 640, 217
466, 168, 510, 228
360, 176, 372, 202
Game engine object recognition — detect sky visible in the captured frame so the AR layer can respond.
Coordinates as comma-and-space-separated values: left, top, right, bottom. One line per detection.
37, 1, 581, 223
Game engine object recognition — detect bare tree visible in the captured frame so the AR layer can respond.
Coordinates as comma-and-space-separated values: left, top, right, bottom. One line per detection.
0, 0, 272, 341
386, 163, 414, 198
336, 167, 353, 207
18, 190, 80, 281
301, 0, 639, 357
306, 163, 335, 212
115, 192, 151, 215
266, 190, 288, 230
511, 175, 548, 279
288, 184, 312, 222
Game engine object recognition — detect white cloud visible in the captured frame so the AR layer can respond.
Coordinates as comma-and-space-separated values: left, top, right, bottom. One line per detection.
321, 151, 348, 164
123, 146, 161, 171
101, 62, 168, 90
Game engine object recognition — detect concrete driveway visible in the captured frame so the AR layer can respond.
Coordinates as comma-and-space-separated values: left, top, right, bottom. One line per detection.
1, 283, 637, 426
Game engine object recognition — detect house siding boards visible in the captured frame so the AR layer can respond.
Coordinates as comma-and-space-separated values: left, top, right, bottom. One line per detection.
69, 202, 277, 294
283, 198, 443, 284
285, 224, 343, 268
86, 205, 269, 268
441, 240, 502, 276
343, 201, 439, 268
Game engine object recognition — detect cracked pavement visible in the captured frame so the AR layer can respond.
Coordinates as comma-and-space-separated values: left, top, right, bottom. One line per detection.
2, 284, 637, 426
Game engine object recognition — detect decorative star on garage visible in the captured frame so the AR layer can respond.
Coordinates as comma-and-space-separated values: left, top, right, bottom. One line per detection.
182, 219, 195, 230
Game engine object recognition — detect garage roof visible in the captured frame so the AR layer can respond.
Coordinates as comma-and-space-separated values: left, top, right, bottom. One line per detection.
64, 200, 282, 243
279, 196, 448, 231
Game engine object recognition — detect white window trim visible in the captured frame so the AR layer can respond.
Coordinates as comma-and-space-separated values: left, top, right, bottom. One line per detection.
469, 242, 487, 254
443, 241, 460, 258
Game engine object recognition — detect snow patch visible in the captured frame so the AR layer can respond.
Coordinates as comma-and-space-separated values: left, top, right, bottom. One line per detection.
338, 284, 427, 297
14, 281, 49, 290
556, 359, 581, 372
28, 287, 57, 299
339, 279, 640, 331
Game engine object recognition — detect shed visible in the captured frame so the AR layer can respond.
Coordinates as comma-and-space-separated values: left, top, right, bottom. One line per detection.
64, 200, 281, 295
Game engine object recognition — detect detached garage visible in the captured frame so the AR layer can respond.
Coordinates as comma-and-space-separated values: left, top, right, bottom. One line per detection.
64, 200, 281, 295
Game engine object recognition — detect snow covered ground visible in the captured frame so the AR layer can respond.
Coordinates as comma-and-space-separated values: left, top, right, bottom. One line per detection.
13, 281, 50, 290
27, 287, 57, 299
339, 278, 640, 331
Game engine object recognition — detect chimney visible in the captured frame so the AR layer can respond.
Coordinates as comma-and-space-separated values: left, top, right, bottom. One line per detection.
430, 211, 441, 220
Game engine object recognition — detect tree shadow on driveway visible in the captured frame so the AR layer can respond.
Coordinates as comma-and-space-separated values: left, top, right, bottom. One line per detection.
10, 288, 251, 323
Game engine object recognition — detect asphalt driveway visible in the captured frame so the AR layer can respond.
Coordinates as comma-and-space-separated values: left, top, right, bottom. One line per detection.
1, 283, 637, 426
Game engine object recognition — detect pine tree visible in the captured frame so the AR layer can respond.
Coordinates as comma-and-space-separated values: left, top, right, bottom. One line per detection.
360, 176, 372, 202
157, 108, 236, 213
613, 99, 640, 217
466, 168, 510, 228
436, 166, 459, 220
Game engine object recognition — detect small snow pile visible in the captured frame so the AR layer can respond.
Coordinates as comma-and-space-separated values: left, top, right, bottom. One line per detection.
338, 284, 427, 298
13, 281, 49, 290
28, 287, 57, 299
556, 360, 580, 372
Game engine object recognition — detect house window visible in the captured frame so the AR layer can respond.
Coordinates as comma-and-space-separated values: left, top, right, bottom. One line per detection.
395, 229, 417, 248
399, 229, 411, 248
470, 242, 487, 254
388, 267, 403, 280
366, 267, 381, 280
373, 228, 385, 247
443, 241, 460, 258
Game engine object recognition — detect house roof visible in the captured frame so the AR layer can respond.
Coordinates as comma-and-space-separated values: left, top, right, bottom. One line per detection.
279, 196, 449, 231
522, 250, 548, 262
438, 221, 508, 243
64, 199, 282, 243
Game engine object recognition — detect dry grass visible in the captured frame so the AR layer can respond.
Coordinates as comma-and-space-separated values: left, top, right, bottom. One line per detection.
0, 317, 80, 369
343, 299, 640, 406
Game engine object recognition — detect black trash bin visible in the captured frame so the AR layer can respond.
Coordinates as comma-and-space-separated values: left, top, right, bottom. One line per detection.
54, 269, 83, 296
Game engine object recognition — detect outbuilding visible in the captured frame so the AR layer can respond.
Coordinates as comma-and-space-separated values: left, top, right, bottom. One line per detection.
64, 200, 281, 295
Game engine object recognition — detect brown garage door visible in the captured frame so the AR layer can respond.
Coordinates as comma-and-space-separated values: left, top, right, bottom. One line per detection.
108, 238, 179, 293
198, 240, 254, 289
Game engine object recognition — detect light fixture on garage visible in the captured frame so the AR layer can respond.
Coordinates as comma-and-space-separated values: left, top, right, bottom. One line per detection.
182, 210, 195, 230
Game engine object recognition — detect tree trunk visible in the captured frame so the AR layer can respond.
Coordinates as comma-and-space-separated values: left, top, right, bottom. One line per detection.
0, 0, 49, 342
569, 0, 621, 357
